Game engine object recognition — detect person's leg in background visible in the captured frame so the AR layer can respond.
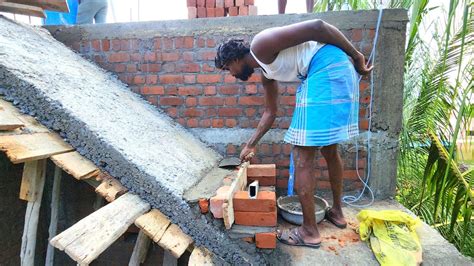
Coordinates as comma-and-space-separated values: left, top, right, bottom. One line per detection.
278, 0, 287, 14
94, 4, 108, 23
76, 1, 94, 24
306, 0, 314, 13
321, 144, 347, 227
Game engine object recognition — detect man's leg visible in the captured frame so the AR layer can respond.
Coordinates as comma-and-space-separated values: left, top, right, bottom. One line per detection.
306, 0, 314, 13
321, 144, 346, 226
94, 5, 108, 24
278, 0, 287, 14
76, 2, 94, 24
292, 145, 320, 244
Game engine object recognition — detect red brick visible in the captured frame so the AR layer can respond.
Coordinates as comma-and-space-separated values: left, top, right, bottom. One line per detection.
224, 0, 234, 7
218, 107, 242, 116
165, 107, 177, 117
224, 74, 236, 83
241, 237, 255, 243
280, 96, 295, 105
200, 119, 211, 127
187, 118, 199, 127
216, 0, 224, 7
255, 232, 276, 249
248, 164, 276, 177
140, 64, 160, 72
199, 51, 217, 60
120, 39, 130, 51
159, 75, 183, 84
160, 97, 183, 106
114, 64, 126, 72
224, 97, 237, 106
108, 53, 130, 63
111, 39, 121, 51
238, 6, 248, 16
247, 73, 261, 82
210, 186, 230, 218
219, 85, 240, 94
197, 38, 206, 48
207, 109, 217, 116
244, 108, 256, 116
130, 53, 143, 62
204, 86, 216, 95
144, 52, 156, 62
234, 210, 277, 226
197, 74, 221, 83
176, 63, 200, 73
344, 170, 361, 180
187, 0, 196, 6
197, 7, 206, 17
100, 39, 110, 51
206, 0, 215, 7
183, 52, 194, 62
162, 52, 179, 61
141, 86, 164, 95
235, 0, 244, 6
127, 64, 137, 72
197, 0, 205, 7
244, 0, 254, 4
165, 87, 179, 95
276, 177, 288, 188
91, 40, 100, 51
162, 63, 176, 73
188, 7, 197, 18
184, 108, 204, 117
199, 97, 224, 106
213, 8, 224, 18
198, 198, 209, 213
153, 38, 161, 49
233, 191, 276, 212
212, 118, 224, 128
186, 97, 197, 106
133, 75, 145, 84
175, 37, 194, 49
162, 38, 173, 49
359, 119, 369, 130
184, 75, 196, 84
245, 84, 257, 94
207, 7, 216, 17
178, 86, 201, 95
228, 6, 238, 16
239, 96, 263, 105
352, 29, 363, 42
248, 176, 276, 186
202, 63, 215, 72
225, 119, 237, 127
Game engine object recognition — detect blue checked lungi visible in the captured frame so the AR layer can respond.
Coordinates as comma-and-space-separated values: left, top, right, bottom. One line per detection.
284, 44, 359, 147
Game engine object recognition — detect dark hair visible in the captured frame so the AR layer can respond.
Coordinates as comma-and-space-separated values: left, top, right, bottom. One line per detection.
215, 39, 250, 69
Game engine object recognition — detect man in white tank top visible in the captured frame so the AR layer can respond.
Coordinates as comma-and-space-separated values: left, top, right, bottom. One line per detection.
215, 19, 372, 248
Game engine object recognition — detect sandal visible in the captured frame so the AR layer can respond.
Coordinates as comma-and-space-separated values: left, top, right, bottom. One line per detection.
277, 227, 321, 248
325, 208, 347, 229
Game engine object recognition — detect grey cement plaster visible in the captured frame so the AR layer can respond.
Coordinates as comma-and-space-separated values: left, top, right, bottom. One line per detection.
0, 17, 262, 264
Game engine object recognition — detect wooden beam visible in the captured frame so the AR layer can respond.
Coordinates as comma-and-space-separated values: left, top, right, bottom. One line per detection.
129, 230, 151, 266
223, 161, 249, 229
0, 2, 46, 17
188, 246, 215, 266
19, 159, 47, 201
0, 105, 24, 130
158, 224, 193, 258
50, 193, 150, 265
50, 151, 99, 180
0, 99, 49, 136
95, 172, 128, 202
45, 166, 62, 266
0, 132, 74, 164
135, 209, 171, 243
20, 159, 47, 266
5, 0, 68, 12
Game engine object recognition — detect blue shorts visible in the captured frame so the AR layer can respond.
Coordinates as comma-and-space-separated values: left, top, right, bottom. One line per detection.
284, 44, 359, 146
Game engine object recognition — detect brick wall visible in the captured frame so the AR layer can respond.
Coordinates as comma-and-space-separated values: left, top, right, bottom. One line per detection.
47, 13, 393, 193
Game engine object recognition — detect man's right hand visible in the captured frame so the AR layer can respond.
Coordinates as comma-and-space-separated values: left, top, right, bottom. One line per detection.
352, 51, 373, 76
240, 145, 256, 162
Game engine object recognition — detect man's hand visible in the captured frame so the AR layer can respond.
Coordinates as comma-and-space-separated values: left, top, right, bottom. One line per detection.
240, 145, 256, 162
352, 51, 373, 76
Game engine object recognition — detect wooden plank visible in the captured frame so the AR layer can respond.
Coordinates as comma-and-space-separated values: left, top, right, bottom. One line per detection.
0, 132, 74, 164
19, 159, 47, 201
0, 105, 24, 130
20, 159, 47, 266
50, 193, 150, 264
0, 2, 46, 17
45, 166, 62, 266
158, 224, 193, 258
50, 151, 99, 180
6, 0, 69, 12
223, 161, 249, 229
188, 246, 215, 266
129, 230, 151, 266
0, 99, 49, 136
95, 172, 128, 202
135, 209, 171, 243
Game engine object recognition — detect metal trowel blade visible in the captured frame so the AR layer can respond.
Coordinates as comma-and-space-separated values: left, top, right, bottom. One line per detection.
218, 157, 241, 168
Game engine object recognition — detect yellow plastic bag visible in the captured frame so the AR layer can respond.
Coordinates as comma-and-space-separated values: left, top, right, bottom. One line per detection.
357, 210, 422, 266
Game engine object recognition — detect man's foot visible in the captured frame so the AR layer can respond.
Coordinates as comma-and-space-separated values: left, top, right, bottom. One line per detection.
325, 207, 347, 229
277, 227, 321, 248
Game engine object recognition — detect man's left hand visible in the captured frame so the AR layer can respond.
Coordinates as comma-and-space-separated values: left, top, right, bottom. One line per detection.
353, 52, 373, 76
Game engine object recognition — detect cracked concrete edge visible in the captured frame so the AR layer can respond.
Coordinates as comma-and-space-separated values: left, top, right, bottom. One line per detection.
44, 9, 408, 42
0, 69, 263, 265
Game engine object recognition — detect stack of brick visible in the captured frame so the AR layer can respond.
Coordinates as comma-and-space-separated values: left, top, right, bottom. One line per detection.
187, 0, 258, 19
208, 164, 278, 249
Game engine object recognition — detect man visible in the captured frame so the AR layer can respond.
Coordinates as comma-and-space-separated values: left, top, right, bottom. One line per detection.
214, 19, 372, 247
278, 0, 314, 14
76, 0, 108, 24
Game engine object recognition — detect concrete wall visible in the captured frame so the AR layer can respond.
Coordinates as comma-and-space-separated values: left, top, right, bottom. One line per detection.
47, 10, 408, 197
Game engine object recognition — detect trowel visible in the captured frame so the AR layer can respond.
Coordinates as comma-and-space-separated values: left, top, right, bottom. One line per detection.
218, 152, 254, 168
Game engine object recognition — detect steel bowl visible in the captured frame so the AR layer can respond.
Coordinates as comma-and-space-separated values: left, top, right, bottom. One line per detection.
277, 195, 329, 225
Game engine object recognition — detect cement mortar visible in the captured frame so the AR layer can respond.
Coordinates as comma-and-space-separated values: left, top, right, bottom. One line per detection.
0, 17, 263, 264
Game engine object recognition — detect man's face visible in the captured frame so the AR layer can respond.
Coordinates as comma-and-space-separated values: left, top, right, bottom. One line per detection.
225, 60, 254, 81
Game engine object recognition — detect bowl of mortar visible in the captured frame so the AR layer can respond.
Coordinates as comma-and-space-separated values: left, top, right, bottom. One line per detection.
277, 195, 329, 225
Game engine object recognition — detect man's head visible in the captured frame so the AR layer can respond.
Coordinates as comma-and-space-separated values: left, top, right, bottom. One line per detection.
215, 39, 254, 81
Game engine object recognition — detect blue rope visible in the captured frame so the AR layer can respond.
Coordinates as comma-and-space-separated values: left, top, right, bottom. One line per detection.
342, 7, 384, 207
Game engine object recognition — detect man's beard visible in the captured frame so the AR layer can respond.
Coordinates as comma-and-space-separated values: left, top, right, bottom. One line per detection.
235, 65, 254, 81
